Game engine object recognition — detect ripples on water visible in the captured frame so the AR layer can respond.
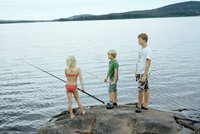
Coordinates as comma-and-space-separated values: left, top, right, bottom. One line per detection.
0, 17, 200, 133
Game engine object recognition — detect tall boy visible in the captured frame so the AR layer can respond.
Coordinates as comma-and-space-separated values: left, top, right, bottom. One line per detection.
135, 33, 152, 113
105, 49, 119, 109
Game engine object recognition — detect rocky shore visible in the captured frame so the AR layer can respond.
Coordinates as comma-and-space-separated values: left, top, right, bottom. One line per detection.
39, 104, 200, 134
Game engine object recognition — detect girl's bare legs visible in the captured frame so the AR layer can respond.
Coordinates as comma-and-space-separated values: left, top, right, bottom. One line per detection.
67, 91, 75, 119
137, 91, 144, 108
73, 90, 85, 115
143, 90, 150, 108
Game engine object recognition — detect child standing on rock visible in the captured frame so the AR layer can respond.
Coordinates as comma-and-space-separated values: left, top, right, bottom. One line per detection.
104, 49, 119, 109
65, 55, 85, 119
135, 33, 152, 113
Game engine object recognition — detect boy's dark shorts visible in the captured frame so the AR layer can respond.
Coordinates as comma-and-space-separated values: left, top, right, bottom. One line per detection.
136, 74, 149, 92
108, 78, 117, 93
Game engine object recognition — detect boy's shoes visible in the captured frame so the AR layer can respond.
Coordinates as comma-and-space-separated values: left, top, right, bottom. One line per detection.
106, 102, 114, 109
113, 102, 117, 106
136, 105, 148, 110
135, 107, 142, 113
141, 106, 148, 110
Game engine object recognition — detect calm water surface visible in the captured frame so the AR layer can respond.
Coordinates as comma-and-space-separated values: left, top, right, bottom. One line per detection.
0, 17, 200, 134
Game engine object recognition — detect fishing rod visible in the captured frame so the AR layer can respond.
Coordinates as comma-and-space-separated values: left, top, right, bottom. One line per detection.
27, 63, 105, 104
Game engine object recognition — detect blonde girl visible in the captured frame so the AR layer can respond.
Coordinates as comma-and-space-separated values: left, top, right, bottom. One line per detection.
65, 55, 85, 119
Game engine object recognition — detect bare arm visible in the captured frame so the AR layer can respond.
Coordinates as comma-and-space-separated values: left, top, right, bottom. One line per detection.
106, 70, 109, 79
135, 62, 138, 76
104, 70, 109, 82
144, 59, 151, 76
64, 68, 67, 80
113, 68, 118, 83
141, 59, 151, 81
78, 68, 84, 90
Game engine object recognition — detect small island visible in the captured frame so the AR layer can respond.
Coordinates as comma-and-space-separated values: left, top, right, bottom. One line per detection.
39, 104, 200, 134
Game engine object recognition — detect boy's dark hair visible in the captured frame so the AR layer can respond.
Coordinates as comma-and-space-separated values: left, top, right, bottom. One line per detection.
138, 33, 148, 42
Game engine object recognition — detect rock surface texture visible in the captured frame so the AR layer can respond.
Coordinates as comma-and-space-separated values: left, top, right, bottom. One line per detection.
39, 104, 200, 134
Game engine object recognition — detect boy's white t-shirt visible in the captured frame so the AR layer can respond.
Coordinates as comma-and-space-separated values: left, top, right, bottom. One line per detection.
136, 46, 152, 74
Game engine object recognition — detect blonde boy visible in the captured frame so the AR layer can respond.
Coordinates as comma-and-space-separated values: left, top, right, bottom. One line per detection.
105, 49, 119, 109
135, 33, 152, 113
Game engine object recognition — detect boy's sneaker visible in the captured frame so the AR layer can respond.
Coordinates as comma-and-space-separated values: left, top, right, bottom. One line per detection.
141, 106, 148, 110
106, 102, 114, 109
135, 107, 142, 113
113, 102, 117, 106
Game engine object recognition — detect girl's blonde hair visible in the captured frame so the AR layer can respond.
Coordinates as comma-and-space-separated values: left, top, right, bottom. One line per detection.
66, 55, 76, 68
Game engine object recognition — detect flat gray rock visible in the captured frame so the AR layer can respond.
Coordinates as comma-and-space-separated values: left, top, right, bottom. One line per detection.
39, 104, 200, 134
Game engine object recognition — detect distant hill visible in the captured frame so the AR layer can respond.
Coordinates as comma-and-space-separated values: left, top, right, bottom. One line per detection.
67, 14, 93, 20
54, 1, 200, 21
1, 1, 200, 24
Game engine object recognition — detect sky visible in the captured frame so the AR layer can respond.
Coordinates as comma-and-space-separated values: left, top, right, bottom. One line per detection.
0, 0, 199, 20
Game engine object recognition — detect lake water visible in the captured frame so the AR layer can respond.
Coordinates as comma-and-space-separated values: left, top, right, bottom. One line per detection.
0, 17, 200, 134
